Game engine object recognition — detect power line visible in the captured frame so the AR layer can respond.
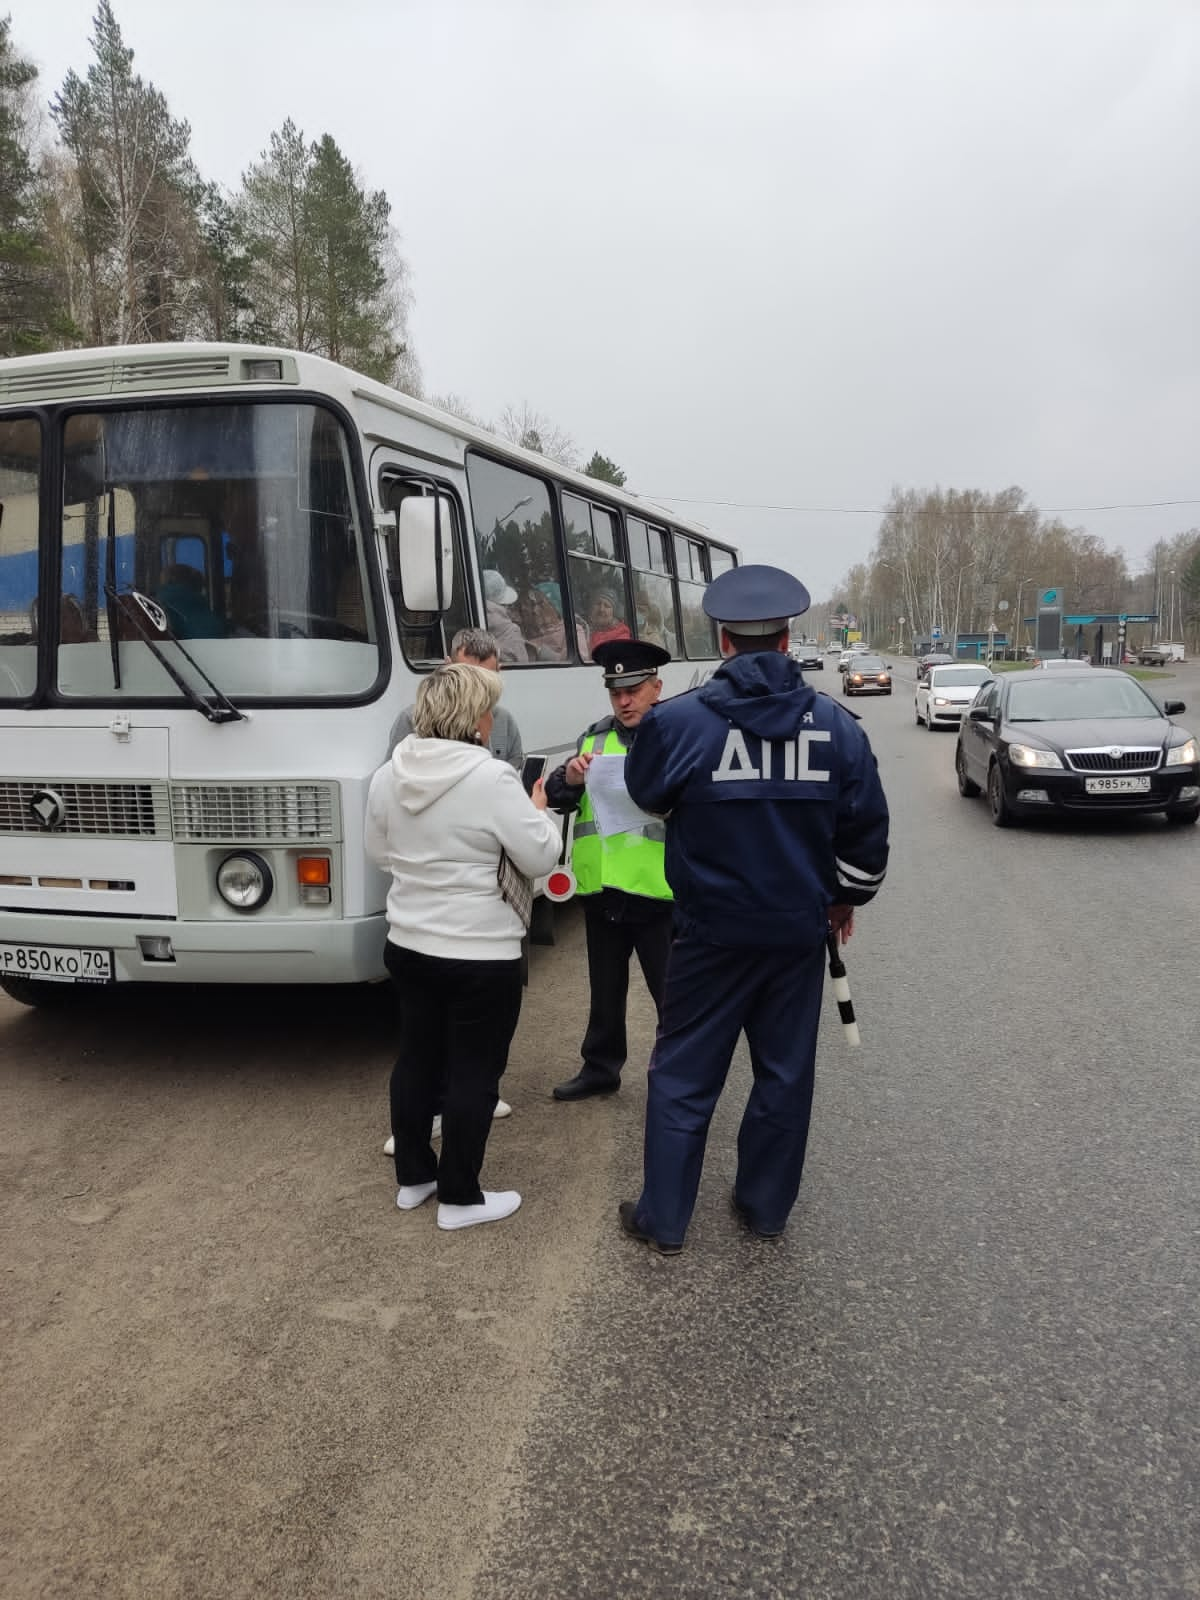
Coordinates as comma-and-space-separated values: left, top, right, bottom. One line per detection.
644, 494, 1200, 516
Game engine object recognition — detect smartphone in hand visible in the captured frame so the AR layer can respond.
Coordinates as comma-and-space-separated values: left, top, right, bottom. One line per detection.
520, 755, 548, 795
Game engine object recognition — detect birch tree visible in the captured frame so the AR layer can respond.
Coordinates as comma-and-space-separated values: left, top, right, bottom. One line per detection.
50, 1, 203, 343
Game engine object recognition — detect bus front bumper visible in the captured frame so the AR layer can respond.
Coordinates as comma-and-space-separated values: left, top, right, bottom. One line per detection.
0, 912, 389, 986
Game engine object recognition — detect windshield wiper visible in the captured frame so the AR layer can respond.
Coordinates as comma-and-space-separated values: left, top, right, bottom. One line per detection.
104, 491, 121, 690
103, 587, 245, 724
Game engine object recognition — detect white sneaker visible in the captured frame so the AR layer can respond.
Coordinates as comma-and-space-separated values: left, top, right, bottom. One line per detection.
437, 1190, 522, 1231
395, 1181, 437, 1210
384, 1101, 509, 1157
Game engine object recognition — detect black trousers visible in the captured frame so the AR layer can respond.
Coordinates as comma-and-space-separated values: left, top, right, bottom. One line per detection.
579, 899, 673, 1084
385, 942, 523, 1206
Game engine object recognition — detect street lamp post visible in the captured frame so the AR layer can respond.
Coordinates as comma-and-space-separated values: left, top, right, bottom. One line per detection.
496, 495, 532, 528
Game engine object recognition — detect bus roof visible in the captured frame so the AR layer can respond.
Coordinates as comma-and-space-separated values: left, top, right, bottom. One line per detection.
0, 341, 734, 556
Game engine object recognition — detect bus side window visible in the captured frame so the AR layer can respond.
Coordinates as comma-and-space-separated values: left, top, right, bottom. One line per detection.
627, 516, 679, 656
465, 453, 569, 665
564, 493, 631, 663
674, 532, 718, 658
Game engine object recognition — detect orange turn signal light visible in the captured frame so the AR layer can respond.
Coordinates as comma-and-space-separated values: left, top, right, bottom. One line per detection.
296, 856, 331, 886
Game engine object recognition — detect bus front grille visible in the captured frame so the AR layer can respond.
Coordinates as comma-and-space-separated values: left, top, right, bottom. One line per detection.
170, 783, 337, 843
0, 780, 171, 838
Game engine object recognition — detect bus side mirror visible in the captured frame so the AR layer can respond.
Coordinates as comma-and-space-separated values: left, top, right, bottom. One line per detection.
394, 495, 454, 612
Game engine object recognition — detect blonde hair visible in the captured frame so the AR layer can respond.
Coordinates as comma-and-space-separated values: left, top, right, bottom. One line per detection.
412, 662, 502, 741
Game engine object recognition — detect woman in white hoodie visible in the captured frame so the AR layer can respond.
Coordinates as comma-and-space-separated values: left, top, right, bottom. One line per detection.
365, 664, 562, 1230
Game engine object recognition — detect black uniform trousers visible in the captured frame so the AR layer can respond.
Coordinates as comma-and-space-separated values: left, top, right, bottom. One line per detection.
578, 894, 674, 1085
385, 941, 522, 1206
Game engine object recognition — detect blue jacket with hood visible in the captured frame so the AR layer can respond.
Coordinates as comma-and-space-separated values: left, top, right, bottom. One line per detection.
624, 652, 889, 950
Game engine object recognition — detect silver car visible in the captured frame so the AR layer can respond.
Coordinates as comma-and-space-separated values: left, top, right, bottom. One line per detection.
915, 663, 995, 729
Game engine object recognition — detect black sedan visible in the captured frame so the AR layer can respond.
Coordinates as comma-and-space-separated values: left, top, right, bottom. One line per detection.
793, 645, 823, 671
842, 654, 893, 696
917, 651, 955, 682
955, 668, 1200, 827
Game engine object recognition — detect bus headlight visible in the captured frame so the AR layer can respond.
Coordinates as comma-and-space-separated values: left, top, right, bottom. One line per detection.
217, 852, 273, 910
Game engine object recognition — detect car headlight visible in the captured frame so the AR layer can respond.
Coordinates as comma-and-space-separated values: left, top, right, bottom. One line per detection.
933, 696, 950, 706
1165, 738, 1199, 766
1008, 744, 1063, 769
217, 851, 273, 910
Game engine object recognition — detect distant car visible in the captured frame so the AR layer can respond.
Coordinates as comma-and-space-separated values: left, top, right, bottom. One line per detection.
843, 654, 892, 696
1136, 643, 1179, 667
837, 645, 872, 672
825, 643, 842, 655
916, 651, 954, 682
915, 663, 994, 729
954, 667, 1199, 827
1031, 655, 1090, 669
795, 645, 823, 671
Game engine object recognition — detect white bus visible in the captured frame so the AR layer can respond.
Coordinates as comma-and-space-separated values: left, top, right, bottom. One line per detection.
0, 343, 737, 1006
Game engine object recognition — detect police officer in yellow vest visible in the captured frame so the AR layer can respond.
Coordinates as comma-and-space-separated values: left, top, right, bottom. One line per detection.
545, 638, 674, 1101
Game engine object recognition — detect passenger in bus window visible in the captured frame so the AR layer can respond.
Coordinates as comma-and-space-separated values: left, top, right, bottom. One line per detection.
533, 580, 590, 660
481, 569, 529, 663
514, 583, 570, 662
157, 563, 225, 638
636, 601, 668, 649
588, 591, 632, 651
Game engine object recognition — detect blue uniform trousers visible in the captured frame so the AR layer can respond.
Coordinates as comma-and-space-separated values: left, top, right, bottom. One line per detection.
635, 934, 826, 1246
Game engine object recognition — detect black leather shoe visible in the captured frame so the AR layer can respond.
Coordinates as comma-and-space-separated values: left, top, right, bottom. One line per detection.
552, 1071, 620, 1102
618, 1201, 683, 1255
731, 1191, 785, 1239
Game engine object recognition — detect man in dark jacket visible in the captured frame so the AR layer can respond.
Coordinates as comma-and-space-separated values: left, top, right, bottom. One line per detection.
619, 564, 890, 1254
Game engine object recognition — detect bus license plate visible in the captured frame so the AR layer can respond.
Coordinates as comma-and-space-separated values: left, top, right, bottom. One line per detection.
1084, 775, 1151, 795
0, 943, 114, 984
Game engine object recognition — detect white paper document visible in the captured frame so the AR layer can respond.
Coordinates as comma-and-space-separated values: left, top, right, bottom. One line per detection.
585, 753, 656, 837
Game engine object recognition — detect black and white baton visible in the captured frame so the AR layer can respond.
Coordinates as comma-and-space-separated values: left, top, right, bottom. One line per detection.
826, 931, 861, 1047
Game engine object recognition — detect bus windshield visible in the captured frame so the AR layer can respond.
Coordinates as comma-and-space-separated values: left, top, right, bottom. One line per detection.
51, 401, 378, 703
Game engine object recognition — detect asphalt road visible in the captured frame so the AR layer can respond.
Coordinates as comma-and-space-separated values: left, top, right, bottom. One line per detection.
2, 661, 1197, 1599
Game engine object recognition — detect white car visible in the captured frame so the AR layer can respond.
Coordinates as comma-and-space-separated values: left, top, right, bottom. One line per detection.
837, 645, 872, 672
915, 663, 995, 729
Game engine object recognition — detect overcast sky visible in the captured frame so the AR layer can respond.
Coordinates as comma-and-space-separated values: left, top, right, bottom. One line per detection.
12, 0, 1200, 599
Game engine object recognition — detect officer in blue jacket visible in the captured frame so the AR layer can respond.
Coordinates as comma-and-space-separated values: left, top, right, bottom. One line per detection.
619, 564, 890, 1254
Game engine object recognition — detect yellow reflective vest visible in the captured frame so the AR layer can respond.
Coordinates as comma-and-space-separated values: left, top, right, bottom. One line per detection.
572, 727, 671, 901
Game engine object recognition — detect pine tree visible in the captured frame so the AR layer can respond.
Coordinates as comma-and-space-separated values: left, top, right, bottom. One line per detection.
582, 451, 626, 487
306, 134, 398, 379
237, 123, 416, 385
50, 1, 203, 343
196, 183, 252, 341
0, 16, 72, 354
